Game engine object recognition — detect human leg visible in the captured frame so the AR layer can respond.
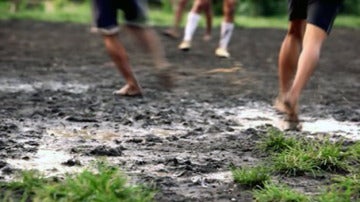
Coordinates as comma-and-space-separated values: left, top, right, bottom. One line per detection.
203, 0, 213, 41
278, 0, 342, 121
275, 20, 305, 113
215, 0, 236, 58
103, 35, 142, 96
179, 0, 208, 50
164, 0, 188, 39
283, 24, 327, 120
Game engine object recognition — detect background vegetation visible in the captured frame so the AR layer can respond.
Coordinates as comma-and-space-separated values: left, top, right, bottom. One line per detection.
0, 0, 359, 28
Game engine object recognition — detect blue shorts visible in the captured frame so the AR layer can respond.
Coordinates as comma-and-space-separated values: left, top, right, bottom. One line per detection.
288, 0, 343, 34
92, 0, 148, 35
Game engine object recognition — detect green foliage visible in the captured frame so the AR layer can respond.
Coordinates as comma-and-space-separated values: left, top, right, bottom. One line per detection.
232, 165, 271, 188
271, 138, 349, 176
0, 170, 47, 202
0, 163, 155, 202
271, 144, 318, 176
346, 142, 360, 162
253, 182, 310, 202
316, 174, 360, 202
237, 0, 287, 16
257, 128, 297, 153
341, 0, 360, 15
313, 139, 348, 172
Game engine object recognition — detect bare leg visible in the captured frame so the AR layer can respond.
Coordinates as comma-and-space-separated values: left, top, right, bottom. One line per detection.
126, 25, 170, 70
275, 20, 305, 112
285, 23, 327, 120
103, 35, 142, 96
126, 25, 174, 88
203, 0, 213, 41
278, 20, 306, 97
164, 0, 188, 39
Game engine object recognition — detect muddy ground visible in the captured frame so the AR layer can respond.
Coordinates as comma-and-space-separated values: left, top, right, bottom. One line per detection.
0, 20, 359, 201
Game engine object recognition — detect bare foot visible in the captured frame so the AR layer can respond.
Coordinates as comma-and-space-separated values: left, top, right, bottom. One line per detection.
273, 96, 287, 114
113, 84, 142, 97
283, 99, 299, 123
163, 29, 179, 39
274, 95, 299, 123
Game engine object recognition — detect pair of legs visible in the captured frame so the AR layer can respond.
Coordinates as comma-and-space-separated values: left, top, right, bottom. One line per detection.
92, 0, 172, 96
276, 0, 342, 122
178, 0, 236, 58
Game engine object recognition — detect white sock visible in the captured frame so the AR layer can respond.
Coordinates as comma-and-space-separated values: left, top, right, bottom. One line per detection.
183, 12, 201, 42
219, 21, 234, 49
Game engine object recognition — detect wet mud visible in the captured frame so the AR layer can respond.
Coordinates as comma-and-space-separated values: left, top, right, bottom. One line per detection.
0, 20, 359, 201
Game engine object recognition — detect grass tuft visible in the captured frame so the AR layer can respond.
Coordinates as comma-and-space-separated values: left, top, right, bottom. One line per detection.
258, 128, 297, 153
253, 182, 310, 202
316, 174, 360, 202
0, 163, 155, 202
271, 144, 318, 177
232, 165, 271, 188
313, 139, 348, 173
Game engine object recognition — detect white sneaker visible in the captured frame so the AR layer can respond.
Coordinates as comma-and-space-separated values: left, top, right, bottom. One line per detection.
178, 41, 191, 51
215, 47, 230, 58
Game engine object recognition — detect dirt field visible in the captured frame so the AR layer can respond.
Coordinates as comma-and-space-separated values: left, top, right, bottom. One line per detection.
0, 20, 359, 201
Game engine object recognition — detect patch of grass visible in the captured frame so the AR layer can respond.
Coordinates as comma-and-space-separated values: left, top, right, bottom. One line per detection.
232, 165, 271, 188
253, 182, 310, 202
271, 145, 318, 176
347, 142, 360, 162
257, 128, 297, 153
313, 139, 348, 172
316, 174, 360, 202
0, 170, 47, 202
0, 163, 155, 202
271, 138, 350, 176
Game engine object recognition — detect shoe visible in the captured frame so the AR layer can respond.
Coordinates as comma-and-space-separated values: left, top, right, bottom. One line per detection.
215, 47, 230, 58
178, 41, 191, 51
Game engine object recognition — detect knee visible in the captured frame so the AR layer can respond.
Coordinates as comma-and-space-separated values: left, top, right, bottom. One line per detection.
287, 21, 305, 42
224, 0, 236, 16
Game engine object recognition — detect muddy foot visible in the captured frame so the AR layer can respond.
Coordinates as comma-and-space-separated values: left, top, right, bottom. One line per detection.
113, 84, 143, 97
273, 96, 288, 114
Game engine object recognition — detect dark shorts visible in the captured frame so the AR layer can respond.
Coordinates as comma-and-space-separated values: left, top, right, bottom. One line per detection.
92, 0, 148, 35
288, 0, 343, 34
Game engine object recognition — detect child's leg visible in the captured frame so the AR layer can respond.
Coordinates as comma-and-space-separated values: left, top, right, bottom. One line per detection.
285, 24, 327, 114
103, 35, 142, 96
216, 0, 236, 58
277, 20, 306, 99
203, 0, 213, 41
164, 0, 188, 39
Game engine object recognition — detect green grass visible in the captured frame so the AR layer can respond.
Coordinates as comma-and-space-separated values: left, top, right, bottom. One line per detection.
0, 163, 155, 202
0, 2, 359, 29
271, 138, 349, 176
272, 145, 318, 176
313, 139, 348, 172
316, 174, 360, 202
232, 165, 271, 188
253, 182, 310, 202
257, 128, 297, 153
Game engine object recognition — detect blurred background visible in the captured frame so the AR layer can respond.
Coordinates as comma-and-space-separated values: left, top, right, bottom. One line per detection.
0, 0, 359, 28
